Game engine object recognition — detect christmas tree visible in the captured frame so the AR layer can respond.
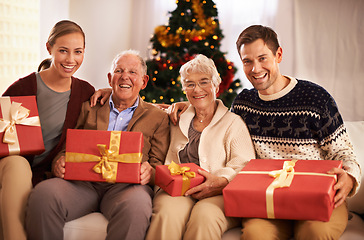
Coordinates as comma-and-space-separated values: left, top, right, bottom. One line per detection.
140, 0, 241, 107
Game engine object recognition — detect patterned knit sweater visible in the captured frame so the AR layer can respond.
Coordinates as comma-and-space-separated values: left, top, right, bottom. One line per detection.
231, 76, 361, 194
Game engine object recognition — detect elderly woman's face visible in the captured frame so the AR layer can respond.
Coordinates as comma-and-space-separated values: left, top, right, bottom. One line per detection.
183, 72, 217, 109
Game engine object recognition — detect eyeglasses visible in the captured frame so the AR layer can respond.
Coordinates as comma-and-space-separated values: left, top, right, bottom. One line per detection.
183, 80, 212, 90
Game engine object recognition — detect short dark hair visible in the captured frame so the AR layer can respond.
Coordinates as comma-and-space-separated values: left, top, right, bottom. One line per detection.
236, 25, 280, 56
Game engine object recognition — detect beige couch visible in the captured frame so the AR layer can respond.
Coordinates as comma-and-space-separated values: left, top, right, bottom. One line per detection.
64, 121, 364, 240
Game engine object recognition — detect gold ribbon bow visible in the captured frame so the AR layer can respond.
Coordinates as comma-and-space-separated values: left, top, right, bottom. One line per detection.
268, 160, 296, 188
0, 98, 41, 155
92, 144, 118, 182
66, 131, 142, 183
265, 160, 297, 218
168, 161, 196, 195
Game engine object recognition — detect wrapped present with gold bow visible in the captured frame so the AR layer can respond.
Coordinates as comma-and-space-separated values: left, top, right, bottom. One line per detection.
64, 129, 143, 183
155, 162, 205, 196
223, 159, 342, 222
0, 96, 44, 157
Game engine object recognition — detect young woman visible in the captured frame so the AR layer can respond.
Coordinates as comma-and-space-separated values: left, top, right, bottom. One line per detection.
0, 20, 94, 240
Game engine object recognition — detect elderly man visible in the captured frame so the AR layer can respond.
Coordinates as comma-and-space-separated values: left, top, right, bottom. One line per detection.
25, 50, 170, 240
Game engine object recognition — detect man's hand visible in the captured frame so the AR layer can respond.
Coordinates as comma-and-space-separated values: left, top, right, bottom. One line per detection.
90, 88, 112, 107
140, 161, 153, 185
327, 167, 355, 208
168, 102, 189, 126
184, 170, 228, 200
52, 156, 66, 178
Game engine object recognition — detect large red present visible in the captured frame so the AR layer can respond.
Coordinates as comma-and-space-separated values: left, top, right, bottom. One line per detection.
64, 129, 143, 183
223, 159, 342, 222
0, 96, 44, 157
155, 162, 205, 196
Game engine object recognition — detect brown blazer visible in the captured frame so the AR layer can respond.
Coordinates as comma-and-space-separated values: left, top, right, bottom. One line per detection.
62, 96, 170, 185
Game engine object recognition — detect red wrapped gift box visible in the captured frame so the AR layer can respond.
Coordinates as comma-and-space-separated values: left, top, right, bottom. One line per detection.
155, 162, 205, 196
64, 129, 143, 183
0, 96, 44, 157
223, 159, 342, 222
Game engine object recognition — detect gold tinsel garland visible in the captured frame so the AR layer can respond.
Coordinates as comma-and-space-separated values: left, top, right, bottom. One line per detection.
154, 0, 217, 48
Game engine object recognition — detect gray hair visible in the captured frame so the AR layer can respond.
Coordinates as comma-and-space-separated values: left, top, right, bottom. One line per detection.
179, 54, 221, 87
110, 49, 147, 75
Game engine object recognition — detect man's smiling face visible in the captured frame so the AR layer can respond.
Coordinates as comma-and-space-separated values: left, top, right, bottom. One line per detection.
108, 54, 148, 107
239, 38, 283, 95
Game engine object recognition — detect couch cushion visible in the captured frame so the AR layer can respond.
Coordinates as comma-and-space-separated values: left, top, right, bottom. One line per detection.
64, 212, 107, 240
344, 121, 364, 214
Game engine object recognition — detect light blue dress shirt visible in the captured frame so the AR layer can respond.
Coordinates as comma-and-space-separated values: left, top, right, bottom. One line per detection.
107, 95, 139, 131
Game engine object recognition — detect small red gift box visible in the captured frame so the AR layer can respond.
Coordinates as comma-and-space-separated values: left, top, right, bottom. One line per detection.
223, 159, 342, 222
64, 129, 143, 183
155, 162, 205, 196
0, 96, 44, 157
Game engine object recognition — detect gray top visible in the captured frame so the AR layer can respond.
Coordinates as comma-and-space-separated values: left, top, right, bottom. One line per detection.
32, 73, 70, 167
178, 120, 201, 166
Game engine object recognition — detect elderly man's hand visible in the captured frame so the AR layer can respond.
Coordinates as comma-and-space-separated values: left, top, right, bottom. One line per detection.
168, 102, 189, 126
90, 88, 112, 107
52, 156, 65, 178
140, 161, 153, 185
327, 167, 355, 208
184, 170, 228, 200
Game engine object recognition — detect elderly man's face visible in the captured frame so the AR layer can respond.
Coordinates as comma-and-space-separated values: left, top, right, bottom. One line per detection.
108, 54, 148, 105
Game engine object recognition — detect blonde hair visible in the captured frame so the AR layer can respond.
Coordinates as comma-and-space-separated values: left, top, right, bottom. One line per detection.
179, 54, 221, 87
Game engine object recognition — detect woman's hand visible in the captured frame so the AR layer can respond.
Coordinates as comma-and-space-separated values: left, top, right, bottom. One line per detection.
90, 88, 112, 107
52, 156, 66, 178
184, 170, 228, 200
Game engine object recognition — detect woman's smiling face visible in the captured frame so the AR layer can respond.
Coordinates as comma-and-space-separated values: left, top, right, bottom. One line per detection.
183, 72, 217, 110
47, 32, 85, 79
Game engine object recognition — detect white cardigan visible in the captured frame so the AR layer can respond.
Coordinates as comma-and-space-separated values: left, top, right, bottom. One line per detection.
165, 100, 256, 182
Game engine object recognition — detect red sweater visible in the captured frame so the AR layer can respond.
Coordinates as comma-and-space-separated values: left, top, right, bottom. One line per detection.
2, 72, 95, 185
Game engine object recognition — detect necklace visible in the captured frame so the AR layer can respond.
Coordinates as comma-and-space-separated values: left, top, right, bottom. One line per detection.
196, 116, 207, 123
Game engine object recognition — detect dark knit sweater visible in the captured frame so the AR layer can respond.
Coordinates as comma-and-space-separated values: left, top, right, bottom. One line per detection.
231, 77, 361, 193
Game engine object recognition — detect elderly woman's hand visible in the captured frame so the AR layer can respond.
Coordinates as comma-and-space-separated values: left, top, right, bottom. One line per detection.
184, 170, 228, 200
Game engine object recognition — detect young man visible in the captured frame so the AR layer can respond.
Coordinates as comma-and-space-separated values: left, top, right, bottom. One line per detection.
25, 50, 170, 240
232, 25, 361, 239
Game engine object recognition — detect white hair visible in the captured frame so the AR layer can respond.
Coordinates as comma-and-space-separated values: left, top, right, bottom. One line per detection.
179, 54, 221, 87
110, 49, 147, 75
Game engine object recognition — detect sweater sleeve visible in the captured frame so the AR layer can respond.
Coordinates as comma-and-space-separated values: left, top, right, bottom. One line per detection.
319, 96, 361, 196
214, 116, 256, 182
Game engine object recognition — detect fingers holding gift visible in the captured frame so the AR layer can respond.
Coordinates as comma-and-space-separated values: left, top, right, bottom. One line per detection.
185, 170, 228, 200
53, 156, 66, 179
327, 167, 355, 208
140, 161, 152, 185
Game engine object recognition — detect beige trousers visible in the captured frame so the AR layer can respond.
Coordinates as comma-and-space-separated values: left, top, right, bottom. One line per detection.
241, 202, 348, 240
146, 190, 240, 240
0, 156, 32, 240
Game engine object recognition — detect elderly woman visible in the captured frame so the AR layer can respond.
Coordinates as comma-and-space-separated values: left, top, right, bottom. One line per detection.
146, 54, 256, 240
